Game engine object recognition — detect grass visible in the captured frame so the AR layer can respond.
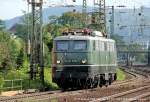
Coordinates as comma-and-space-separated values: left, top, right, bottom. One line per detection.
1, 67, 125, 91
117, 68, 125, 81
0, 68, 59, 92
44, 68, 58, 90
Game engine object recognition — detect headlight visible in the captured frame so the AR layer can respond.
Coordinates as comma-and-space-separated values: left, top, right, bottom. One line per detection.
57, 60, 61, 64
81, 59, 87, 64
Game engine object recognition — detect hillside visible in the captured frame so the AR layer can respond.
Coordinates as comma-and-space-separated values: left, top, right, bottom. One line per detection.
5, 6, 150, 43
5, 6, 91, 29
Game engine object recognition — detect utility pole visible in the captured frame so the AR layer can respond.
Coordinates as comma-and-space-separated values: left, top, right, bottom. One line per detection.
98, 0, 106, 34
27, 0, 44, 86
93, 0, 107, 37
82, 0, 87, 26
109, 6, 114, 37
148, 41, 150, 66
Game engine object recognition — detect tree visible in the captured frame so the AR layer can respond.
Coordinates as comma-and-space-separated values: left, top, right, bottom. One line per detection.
15, 24, 28, 39
0, 75, 4, 90
0, 30, 24, 70
15, 13, 32, 41
16, 48, 24, 69
43, 25, 53, 51
0, 31, 11, 69
128, 44, 146, 62
57, 12, 85, 28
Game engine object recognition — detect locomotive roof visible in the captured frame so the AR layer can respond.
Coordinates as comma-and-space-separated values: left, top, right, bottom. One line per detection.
54, 35, 115, 42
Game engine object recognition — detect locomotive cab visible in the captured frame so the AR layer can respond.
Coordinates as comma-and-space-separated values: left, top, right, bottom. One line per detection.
52, 30, 117, 89
52, 37, 91, 88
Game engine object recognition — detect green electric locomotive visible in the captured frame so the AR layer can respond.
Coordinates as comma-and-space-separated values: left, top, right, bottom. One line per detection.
52, 29, 117, 90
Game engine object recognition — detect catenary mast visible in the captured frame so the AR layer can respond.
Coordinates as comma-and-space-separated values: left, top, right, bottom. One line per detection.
27, 0, 44, 85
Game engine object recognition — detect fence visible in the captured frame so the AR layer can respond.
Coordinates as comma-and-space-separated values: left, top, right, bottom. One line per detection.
0, 79, 23, 91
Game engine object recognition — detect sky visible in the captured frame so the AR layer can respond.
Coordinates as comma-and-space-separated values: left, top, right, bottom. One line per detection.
0, 0, 150, 20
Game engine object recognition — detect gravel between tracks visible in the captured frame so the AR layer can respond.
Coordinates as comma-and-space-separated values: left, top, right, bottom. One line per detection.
0, 67, 148, 102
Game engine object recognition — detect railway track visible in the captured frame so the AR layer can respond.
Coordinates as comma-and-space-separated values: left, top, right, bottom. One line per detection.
0, 66, 147, 102
111, 67, 146, 87
128, 92, 150, 102
0, 90, 61, 102
90, 66, 150, 102
90, 85, 150, 102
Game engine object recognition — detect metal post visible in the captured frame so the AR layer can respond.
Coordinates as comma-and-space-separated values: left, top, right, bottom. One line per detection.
93, 0, 107, 37
27, 0, 44, 86
148, 42, 150, 66
99, 0, 106, 33
82, 0, 87, 26
126, 53, 129, 66
110, 6, 114, 37
39, 2, 44, 86
21, 79, 23, 90
12, 80, 13, 90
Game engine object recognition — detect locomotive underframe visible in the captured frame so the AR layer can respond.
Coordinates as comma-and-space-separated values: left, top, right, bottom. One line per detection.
52, 65, 117, 89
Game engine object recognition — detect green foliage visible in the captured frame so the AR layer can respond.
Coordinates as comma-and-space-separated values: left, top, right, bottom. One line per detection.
0, 31, 10, 42
0, 75, 4, 93
49, 12, 86, 29
0, 31, 12, 69
43, 44, 51, 67
21, 55, 29, 70
44, 68, 58, 89
5, 70, 24, 80
16, 48, 24, 68
15, 24, 28, 39
58, 12, 85, 28
128, 44, 146, 62
9, 38, 24, 69
0, 67, 58, 90
43, 25, 53, 51
15, 14, 32, 40
0, 75, 4, 87
0, 30, 24, 70
44, 12, 86, 52
117, 68, 125, 81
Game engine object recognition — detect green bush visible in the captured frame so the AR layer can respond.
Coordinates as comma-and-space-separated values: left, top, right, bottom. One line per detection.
117, 68, 125, 81
0, 75, 4, 94
0, 67, 59, 91
44, 68, 59, 90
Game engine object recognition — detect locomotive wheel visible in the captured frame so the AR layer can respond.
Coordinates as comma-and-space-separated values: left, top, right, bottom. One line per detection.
77, 79, 83, 89
82, 79, 87, 89
99, 76, 104, 88
61, 86, 67, 91
99, 84, 102, 87
105, 80, 109, 87
109, 78, 112, 85
86, 78, 92, 89
99, 80, 103, 87
114, 73, 117, 80
70, 80, 75, 90
93, 78, 98, 88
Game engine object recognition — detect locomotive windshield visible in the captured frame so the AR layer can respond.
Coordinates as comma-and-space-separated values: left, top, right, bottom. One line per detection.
56, 41, 68, 51
73, 40, 87, 50
56, 40, 87, 51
